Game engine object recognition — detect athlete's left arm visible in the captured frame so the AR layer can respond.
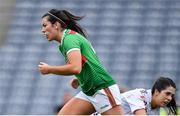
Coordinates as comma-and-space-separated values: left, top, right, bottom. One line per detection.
70, 78, 79, 89
38, 50, 82, 75
134, 109, 147, 115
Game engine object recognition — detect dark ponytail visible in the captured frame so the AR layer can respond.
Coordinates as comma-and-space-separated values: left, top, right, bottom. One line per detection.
42, 9, 87, 38
167, 97, 177, 115
152, 77, 177, 115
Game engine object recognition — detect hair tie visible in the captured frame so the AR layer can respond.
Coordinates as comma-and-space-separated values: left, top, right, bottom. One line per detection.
48, 12, 67, 26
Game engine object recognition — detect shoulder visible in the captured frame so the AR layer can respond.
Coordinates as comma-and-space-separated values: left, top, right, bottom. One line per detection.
63, 33, 80, 44
65, 30, 82, 38
139, 88, 148, 94
63, 32, 84, 44
122, 88, 147, 98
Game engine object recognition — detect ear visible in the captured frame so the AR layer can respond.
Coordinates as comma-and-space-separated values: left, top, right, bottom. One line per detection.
154, 89, 160, 96
53, 22, 58, 28
54, 22, 62, 30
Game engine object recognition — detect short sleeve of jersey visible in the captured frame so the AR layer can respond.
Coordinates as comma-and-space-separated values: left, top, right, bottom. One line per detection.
125, 90, 146, 113
63, 35, 81, 55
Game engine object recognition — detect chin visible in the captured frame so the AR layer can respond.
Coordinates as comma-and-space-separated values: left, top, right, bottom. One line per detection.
160, 103, 167, 107
47, 37, 53, 41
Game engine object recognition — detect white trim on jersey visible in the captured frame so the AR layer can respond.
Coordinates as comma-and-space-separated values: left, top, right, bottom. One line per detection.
66, 48, 80, 55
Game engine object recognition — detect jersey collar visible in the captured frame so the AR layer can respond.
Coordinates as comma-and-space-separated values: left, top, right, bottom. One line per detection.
147, 89, 152, 103
147, 89, 153, 108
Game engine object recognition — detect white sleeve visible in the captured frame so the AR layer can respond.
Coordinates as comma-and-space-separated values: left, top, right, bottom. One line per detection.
66, 48, 80, 55
125, 92, 146, 113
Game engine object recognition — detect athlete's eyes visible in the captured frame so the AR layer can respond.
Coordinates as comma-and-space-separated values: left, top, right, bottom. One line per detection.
42, 24, 47, 27
169, 93, 175, 97
165, 92, 174, 97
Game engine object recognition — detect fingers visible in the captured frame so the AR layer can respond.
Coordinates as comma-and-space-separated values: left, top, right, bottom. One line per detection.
38, 62, 50, 75
38, 62, 46, 67
40, 62, 46, 65
38, 64, 42, 68
38, 64, 41, 68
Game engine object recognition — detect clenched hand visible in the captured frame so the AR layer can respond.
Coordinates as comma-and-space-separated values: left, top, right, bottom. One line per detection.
38, 62, 51, 75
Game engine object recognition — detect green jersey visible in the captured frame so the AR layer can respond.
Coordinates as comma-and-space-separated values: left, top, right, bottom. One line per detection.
59, 29, 115, 96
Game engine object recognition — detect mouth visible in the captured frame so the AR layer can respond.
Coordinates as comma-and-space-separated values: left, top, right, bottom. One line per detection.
42, 32, 49, 39
163, 101, 169, 106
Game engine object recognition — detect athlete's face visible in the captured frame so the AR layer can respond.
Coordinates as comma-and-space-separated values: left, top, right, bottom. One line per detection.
153, 86, 175, 107
41, 16, 58, 41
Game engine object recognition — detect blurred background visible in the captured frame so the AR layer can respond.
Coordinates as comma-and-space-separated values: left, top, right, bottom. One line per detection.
0, 0, 180, 114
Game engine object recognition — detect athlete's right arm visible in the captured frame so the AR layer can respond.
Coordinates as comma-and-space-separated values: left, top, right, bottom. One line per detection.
134, 109, 147, 115
38, 50, 82, 75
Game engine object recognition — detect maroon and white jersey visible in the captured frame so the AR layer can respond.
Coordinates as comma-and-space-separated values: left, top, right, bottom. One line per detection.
121, 88, 160, 115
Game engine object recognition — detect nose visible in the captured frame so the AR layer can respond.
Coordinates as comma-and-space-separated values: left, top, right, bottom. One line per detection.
41, 28, 45, 34
166, 95, 172, 102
